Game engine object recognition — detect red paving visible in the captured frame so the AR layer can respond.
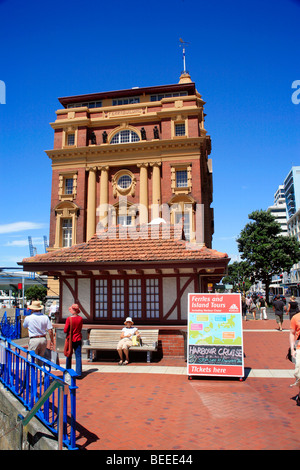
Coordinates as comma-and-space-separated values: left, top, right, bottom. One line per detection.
67, 319, 300, 450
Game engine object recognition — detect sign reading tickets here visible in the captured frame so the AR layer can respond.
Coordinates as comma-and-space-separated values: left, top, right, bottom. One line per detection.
187, 293, 244, 378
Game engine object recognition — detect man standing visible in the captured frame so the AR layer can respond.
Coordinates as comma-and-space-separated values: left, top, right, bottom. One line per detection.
23, 300, 54, 359
272, 295, 287, 331
290, 311, 300, 405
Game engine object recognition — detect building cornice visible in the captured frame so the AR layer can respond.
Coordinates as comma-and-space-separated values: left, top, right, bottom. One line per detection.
58, 82, 197, 108
50, 96, 204, 130
45, 136, 209, 166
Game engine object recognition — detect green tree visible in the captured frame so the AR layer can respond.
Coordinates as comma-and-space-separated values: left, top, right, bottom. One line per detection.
222, 261, 252, 292
25, 285, 47, 304
236, 210, 300, 301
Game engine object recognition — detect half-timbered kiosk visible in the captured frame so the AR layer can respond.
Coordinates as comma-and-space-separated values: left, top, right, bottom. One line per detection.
21, 223, 229, 356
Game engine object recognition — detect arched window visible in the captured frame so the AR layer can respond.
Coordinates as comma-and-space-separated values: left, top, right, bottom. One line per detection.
110, 129, 140, 144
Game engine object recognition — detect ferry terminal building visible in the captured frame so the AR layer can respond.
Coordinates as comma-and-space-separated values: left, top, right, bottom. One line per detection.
21, 72, 229, 358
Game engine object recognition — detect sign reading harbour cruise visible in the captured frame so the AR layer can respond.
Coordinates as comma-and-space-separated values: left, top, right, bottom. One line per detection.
187, 293, 244, 378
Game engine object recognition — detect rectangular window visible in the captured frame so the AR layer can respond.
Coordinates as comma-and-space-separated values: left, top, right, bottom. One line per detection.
111, 279, 125, 318
93, 277, 161, 322
175, 212, 190, 241
146, 278, 160, 319
65, 178, 73, 195
176, 170, 188, 188
175, 123, 185, 136
67, 101, 102, 108
150, 92, 187, 101
128, 279, 142, 318
62, 219, 72, 247
67, 134, 75, 146
95, 279, 108, 318
117, 215, 132, 226
112, 97, 140, 106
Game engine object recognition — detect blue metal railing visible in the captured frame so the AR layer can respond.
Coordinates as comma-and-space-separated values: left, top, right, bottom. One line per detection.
0, 309, 22, 340
0, 336, 78, 450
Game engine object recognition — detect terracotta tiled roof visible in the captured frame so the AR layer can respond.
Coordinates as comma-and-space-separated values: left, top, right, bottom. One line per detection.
21, 224, 228, 265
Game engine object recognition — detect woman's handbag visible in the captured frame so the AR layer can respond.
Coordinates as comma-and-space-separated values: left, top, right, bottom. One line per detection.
64, 317, 73, 357
131, 335, 140, 347
44, 348, 60, 366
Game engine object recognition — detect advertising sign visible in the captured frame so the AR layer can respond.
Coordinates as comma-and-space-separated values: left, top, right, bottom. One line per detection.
187, 293, 244, 378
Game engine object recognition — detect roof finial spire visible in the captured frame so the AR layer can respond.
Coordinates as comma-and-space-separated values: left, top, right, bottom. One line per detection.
179, 38, 189, 74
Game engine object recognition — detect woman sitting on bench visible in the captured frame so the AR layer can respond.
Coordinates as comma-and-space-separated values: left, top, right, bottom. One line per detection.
117, 317, 140, 365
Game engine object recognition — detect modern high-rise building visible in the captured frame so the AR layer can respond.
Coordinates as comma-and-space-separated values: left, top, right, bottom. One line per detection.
268, 185, 288, 236
284, 166, 300, 219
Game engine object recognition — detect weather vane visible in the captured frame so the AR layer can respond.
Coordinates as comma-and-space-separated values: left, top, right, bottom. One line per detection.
179, 38, 190, 73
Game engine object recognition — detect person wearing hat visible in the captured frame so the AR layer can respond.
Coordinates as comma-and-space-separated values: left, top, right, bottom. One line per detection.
117, 317, 140, 365
23, 300, 54, 361
64, 304, 83, 377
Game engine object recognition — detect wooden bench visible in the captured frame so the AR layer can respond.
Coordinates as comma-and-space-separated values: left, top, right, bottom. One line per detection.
82, 329, 159, 363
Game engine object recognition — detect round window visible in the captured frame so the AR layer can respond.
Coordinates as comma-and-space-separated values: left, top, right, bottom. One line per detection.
118, 174, 132, 189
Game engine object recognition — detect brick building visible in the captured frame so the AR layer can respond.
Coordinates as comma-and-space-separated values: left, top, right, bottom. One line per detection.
21, 73, 229, 356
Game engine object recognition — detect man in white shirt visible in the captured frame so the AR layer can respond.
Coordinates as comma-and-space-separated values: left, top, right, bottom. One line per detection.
23, 300, 54, 360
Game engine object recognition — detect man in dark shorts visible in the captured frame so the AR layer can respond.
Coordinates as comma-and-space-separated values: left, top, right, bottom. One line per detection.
272, 295, 287, 331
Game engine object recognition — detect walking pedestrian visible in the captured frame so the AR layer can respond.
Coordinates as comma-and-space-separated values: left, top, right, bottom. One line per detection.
242, 295, 247, 320
272, 295, 287, 331
287, 296, 299, 320
64, 304, 83, 378
249, 297, 257, 320
23, 300, 54, 363
246, 296, 251, 316
259, 297, 268, 320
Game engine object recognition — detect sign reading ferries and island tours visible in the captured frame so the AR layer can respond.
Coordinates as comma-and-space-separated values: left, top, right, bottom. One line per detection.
187, 293, 244, 378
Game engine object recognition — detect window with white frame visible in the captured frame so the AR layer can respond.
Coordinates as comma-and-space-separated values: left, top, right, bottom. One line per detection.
175, 123, 186, 136
111, 279, 125, 318
62, 219, 72, 247
112, 97, 140, 106
176, 170, 188, 188
117, 215, 133, 226
67, 133, 75, 146
65, 178, 74, 195
150, 92, 188, 101
129, 279, 142, 318
175, 212, 191, 241
95, 279, 108, 318
146, 278, 160, 319
110, 129, 140, 144
67, 101, 102, 108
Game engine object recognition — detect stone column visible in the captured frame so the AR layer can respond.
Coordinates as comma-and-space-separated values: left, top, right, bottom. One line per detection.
99, 166, 109, 227
151, 162, 161, 220
86, 167, 97, 241
137, 163, 148, 224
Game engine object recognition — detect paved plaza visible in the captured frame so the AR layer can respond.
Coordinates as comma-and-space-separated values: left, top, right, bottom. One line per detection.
56, 315, 300, 451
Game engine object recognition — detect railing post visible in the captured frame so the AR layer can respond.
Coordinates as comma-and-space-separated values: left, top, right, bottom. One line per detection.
58, 385, 65, 450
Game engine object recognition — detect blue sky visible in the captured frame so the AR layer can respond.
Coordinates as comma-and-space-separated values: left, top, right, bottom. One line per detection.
0, 0, 299, 268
